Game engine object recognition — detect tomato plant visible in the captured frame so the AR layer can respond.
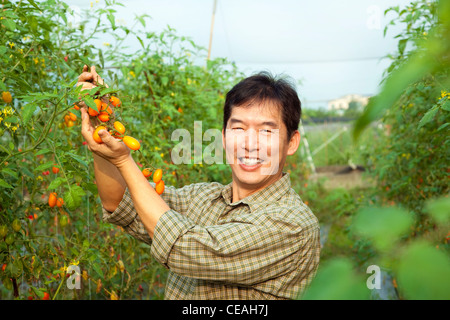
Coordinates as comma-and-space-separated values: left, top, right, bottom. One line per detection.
0, 0, 241, 300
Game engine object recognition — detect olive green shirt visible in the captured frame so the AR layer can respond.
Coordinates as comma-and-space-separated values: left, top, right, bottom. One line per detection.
102, 172, 320, 300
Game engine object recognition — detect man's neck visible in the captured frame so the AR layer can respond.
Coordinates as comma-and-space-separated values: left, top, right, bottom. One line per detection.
231, 172, 283, 203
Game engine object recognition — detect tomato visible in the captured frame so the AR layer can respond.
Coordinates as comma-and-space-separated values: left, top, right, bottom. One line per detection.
1, 264, 6, 272
73, 104, 80, 110
123, 136, 140, 150
153, 169, 163, 184
110, 96, 121, 107
113, 121, 126, 135
52, 166, 59, 174
42, 292, 50, 300
98, 112, 110, 122
155, 180, 165, 195
5, 233, 14, 245
48, 192, 57, 207
69, 112, 77, 121
12, 219, 21, 232
93, 126, 107, 144
59, 215, 68, 228
2, 91, 12, 103
142, 168, 152, 178
0, 225, 7, 238
94, 98, 102, 111
88, 107, 99, 117
56, 198, 64, 208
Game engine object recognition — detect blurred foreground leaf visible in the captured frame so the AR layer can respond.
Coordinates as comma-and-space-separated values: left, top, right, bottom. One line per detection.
301, 258, 369, 300
352, 206, 414, 251
396, 241, 450, 300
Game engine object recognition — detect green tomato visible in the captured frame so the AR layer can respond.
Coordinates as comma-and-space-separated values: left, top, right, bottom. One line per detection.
59, 215, 68, 228
5, 233, 14, 245
0, 225, 7, 238
12, 219, 21, 232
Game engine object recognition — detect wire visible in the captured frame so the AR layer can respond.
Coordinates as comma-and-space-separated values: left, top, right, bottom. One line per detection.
237, 56, 388, 64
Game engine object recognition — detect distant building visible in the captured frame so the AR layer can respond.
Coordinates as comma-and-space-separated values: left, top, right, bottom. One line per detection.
327, 94, 370, 113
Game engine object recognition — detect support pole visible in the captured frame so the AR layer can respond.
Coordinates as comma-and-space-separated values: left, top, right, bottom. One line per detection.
207, 0, 218, 61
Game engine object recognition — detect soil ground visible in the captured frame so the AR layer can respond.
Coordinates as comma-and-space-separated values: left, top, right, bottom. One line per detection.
310, 165, 375, 190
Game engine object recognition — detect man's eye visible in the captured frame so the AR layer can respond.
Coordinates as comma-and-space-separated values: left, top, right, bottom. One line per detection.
260, 129, 272, 133
232, 127, 244, 131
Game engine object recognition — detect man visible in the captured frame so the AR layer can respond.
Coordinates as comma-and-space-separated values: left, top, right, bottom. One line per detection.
78, 66, 320, 300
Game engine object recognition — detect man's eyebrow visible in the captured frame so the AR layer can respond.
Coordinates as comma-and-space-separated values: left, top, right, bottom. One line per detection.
229, 118, 279, 128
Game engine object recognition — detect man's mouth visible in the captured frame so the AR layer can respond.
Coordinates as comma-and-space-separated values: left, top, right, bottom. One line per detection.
238, 157, 264, 166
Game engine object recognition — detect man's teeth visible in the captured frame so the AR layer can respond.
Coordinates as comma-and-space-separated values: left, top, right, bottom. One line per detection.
240, 158, 263, 165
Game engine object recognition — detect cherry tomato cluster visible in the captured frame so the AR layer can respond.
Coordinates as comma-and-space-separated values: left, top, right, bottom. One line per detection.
82, 94, 165, 195
142, 168, 165, 195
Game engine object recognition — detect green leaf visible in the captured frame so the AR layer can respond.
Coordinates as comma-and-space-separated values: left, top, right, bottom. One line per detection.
107, 12, 116, 30
83, 95, 97, 111
36, 148, 51, 156
92, 262, 104, 279
27, 0, 41, 10
418, 105, 439, 128
34, 161, 54, 172
47, 177, 65, 190
1, 19, 16, 31
424, 196, 450, 225
161, 76, 169, 86
0, 178, 13, 189
396, 241, 450, 300
441, 99, 450, 111
66, 152, 88, 168
352, 206, 414, 251
21, 104, 38, 125
64, 185, 86, 210
301, 258, 369, 300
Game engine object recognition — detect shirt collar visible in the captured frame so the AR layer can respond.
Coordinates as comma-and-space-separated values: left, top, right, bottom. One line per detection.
212, 172, 292, 207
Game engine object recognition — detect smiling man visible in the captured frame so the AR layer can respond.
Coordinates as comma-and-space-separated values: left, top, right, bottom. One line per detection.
78, 66, 320, 300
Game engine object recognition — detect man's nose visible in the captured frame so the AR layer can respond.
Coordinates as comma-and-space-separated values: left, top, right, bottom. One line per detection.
241, 128, 258, 152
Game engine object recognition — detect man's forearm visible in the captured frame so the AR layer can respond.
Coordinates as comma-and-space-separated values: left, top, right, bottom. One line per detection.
93, 153, 127, 212
115, 154, 170, 239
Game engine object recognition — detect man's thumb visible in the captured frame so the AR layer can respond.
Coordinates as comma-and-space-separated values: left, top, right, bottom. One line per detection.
98, 129, 113, 144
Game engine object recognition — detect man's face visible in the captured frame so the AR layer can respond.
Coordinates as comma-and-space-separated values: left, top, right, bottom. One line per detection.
222, 100, 300, 193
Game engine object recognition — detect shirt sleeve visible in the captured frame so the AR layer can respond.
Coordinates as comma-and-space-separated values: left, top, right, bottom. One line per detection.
102, 182, 211, 245
150, 207, 321, 287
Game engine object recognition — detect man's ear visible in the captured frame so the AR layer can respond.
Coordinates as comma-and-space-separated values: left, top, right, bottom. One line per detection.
287, 130, 300, 156
222, 128, 226, 150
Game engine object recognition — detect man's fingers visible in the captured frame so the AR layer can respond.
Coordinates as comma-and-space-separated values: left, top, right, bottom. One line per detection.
80, 108, 94, 142
97, 129, 117, 147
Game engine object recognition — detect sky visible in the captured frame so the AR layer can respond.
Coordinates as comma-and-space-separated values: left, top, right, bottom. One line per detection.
64, 0, 412, 109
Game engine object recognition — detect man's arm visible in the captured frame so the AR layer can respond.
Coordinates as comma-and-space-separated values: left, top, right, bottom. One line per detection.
80, 108, 170, 239
93, 153, 126, 212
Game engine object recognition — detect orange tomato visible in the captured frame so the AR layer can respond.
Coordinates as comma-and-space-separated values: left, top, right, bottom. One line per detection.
110, 96, 121, 107
52, 166, 59, 174
153, 169, 163, 184
98, 112, 110, 122
69, 112, 77, 121
88, 107, 99, 117
113, 121, 126, 135
94, 99, 102, 111
2, 91, 12, 103
48, 192, 57, 208
56, 198, 64, 208
155, 180, 165, 195
93, 126, 107, 144
142, 168, 152, 178
123, 136, 140, 150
